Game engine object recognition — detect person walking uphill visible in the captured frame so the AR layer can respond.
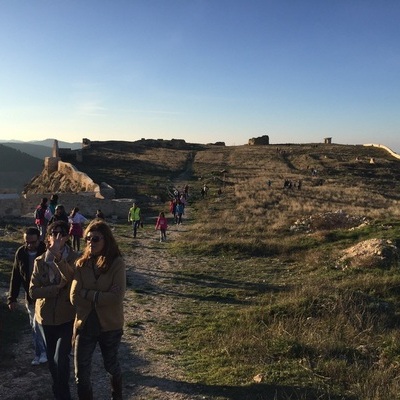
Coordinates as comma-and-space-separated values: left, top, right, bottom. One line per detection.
29, 221, 79, 400
7, 227, 47, 366
128, 202, 142, 238
68, 207, 88, 252
70, 220, 126, 400
155, 211, 168, 242
49, 204, 69, 224
34, 197, 48, 240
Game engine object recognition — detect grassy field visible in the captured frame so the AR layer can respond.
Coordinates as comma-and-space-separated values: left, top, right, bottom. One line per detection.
2, 142, 400, 399
165, 143, 400, 399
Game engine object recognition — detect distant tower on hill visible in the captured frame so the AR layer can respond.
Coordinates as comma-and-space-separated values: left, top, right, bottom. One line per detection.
52, 139, 59, 157
45, 140, 61, 174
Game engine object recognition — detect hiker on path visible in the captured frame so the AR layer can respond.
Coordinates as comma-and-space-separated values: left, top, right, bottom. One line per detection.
155, 211, 168, 242
29, 220, 79, 400
7, 226, 47, 366
128, 202, 142, 238
201, 184, 209, 198
175, 199, 184, 225
68, 207, 88, 252
34, 197, 48, 240
45, 194, 59, 222
49, 204, 69, 224
95, 209, 105, 220
70, 220, 126, 400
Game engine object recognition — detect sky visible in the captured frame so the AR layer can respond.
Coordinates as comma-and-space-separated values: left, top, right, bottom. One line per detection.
1, 0, 399, 151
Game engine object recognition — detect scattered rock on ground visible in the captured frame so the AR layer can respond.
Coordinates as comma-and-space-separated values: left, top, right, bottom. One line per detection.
337, 238, 399, 269
290, 210, 369, 232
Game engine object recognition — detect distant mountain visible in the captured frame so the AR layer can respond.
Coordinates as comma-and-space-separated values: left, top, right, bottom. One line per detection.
0, 144, 43, 191
1, 139, 81, 159
29, 139, 82, 150
2, 142, 53, 159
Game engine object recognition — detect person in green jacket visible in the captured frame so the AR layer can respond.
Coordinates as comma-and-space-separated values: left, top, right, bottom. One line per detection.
70, 219, 126, 400
127, 201, 142, 238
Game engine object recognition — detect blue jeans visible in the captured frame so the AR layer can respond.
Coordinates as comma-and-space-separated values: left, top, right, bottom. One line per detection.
42, 321, 74, 400
26, 303, 46, 357
74, 329, 123, 399
132, 220, 140, 237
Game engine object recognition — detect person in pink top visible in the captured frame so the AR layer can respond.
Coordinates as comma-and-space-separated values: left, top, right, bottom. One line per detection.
155, 212, 168, 242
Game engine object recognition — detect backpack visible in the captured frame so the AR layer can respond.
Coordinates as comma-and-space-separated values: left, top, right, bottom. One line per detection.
44, 208, 53, 221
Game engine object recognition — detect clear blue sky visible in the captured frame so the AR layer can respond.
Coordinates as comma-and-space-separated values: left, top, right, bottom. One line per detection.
1, 0, 399, 151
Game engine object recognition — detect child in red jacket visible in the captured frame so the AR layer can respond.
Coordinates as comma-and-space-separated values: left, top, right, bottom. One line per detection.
155, 212, 168, 242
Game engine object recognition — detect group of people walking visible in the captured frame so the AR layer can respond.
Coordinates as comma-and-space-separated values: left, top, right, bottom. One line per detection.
34, 195, 108, 253
127, 185, 189, 244
127, 201, 170, 242
169, 190, 187, 225
8, 216, 126, 400
9, 186, 192, 398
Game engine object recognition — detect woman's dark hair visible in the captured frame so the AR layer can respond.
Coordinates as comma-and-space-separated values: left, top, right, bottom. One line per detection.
46, 220, 71, 246
47, 220, 69, 236
76, 220, 121, 271
70, 207, 79, 217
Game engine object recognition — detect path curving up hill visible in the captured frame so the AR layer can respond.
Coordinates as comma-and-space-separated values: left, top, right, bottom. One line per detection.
0, 204, 208, 400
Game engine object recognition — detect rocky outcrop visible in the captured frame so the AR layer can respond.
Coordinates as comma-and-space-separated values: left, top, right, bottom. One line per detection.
23, 161, 103, 198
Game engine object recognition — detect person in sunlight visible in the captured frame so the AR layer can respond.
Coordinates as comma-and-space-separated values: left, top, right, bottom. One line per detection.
70, 219, 126, 400
29, 221, 79, 400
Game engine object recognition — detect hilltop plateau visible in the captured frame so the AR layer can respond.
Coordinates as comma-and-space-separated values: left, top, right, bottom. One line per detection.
23, 139, 400, 208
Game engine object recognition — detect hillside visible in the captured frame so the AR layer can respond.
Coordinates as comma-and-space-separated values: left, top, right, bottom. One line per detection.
0, 145, 43, 191
3, 140, 400, 399
24, 139, 400, 207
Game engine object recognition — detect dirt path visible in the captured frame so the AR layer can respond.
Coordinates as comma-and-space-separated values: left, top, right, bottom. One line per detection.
0, 206, 211, 400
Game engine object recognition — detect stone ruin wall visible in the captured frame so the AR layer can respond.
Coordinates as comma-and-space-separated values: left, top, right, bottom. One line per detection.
248, 135, 270, 145
0, 194, 21, 218
363, 143, 400, 161
0, 192, 133, 220
19, 193, 132, 220
0, 139, 123, 219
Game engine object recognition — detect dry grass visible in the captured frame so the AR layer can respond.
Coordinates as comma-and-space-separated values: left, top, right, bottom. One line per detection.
165, 143, 400, 399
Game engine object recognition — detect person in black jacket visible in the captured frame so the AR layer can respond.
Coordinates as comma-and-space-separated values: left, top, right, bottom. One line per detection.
7, 226, 48, 365
49, 204, 69, 224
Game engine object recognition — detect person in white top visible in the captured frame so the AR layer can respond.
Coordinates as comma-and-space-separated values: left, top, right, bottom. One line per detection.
68, 207, 88, 252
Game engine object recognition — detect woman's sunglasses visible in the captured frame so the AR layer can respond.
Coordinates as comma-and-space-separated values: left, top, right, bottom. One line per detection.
85, 235, 103, 243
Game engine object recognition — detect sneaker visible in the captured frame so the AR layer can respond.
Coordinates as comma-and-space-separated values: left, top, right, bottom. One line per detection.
39, 353, 48, 364
31, 356, 40, 366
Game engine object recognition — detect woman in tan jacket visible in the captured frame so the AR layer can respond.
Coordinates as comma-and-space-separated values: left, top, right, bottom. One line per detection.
30, 220, 78, 400
70, 219, 126, 400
